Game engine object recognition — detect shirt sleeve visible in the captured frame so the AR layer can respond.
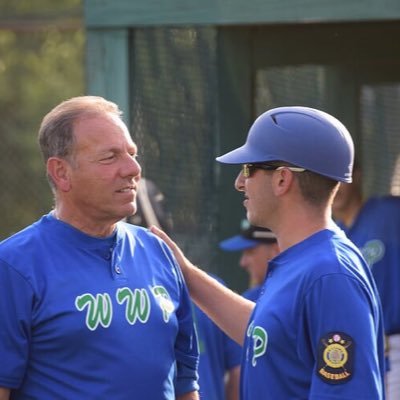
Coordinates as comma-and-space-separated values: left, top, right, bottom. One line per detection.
172, 262, 200, 396
300, 273, 384, 399
0, 260, 33, 389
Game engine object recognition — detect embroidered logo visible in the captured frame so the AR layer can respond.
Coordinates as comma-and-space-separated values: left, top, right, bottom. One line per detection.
75, 285, 174, 330
75, 293, 113, 331
152, 286, 175, 322
361, 239, 385, 268
246, 321, 268, 366
116, 287, 150, 324
317, 332, 354, 384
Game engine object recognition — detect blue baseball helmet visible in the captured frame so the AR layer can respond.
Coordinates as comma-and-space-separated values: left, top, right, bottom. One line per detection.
216, 106, 354, 183
219, 222, 277, 252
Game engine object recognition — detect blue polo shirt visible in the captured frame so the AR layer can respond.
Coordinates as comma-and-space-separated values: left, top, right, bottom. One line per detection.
241, 228, 385, 399
0, 214, 199, 399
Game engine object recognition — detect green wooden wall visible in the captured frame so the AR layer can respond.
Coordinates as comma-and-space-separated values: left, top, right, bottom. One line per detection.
85, 0, 400, 27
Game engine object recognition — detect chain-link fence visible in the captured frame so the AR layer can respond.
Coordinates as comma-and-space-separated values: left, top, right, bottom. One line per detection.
130, 27, 219, 270
128, 28, 400, 285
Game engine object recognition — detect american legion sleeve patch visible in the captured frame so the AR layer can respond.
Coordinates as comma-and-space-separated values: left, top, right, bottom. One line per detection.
317, 332, 354, 384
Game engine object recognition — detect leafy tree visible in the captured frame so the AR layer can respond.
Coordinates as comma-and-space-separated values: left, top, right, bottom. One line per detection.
0, 0, 84, 238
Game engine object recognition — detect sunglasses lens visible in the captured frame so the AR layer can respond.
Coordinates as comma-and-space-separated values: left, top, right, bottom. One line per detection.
242, 164, 250, 178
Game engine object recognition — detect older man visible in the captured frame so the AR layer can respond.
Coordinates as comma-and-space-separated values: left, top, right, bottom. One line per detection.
0, 96, 199, 400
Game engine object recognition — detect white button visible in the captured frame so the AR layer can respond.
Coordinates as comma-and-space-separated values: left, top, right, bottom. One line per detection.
115, 266, 121, 274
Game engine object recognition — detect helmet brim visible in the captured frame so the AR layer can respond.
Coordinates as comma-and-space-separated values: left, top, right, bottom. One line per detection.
216, 143, 277, 165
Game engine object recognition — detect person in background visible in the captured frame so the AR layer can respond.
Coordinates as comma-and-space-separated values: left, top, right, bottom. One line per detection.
131, 178, 241, 400
0, 96, 199, 400
333, 162, 400, 399
127, 177, 173, 234
193, 277, 241, 400
151, 106, 386, 399
219, 220, 279, 301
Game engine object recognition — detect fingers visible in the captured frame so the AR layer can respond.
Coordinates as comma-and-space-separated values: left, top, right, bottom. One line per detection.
149, 225, 191, 270
150, 225, 177, 248
149, 225, 167, 240
149, 225, 183, 257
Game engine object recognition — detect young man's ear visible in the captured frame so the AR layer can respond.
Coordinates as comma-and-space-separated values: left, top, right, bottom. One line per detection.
47, 157, 71, 192
272, 168, 294, 197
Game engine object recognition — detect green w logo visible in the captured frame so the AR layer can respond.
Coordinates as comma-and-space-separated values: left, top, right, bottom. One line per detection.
75, 293, 113, 331
116, 287, 150, 324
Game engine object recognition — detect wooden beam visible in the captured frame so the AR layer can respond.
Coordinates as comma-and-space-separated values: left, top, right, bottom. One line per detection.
85, 0, 400, 28
85, 29, 131, 126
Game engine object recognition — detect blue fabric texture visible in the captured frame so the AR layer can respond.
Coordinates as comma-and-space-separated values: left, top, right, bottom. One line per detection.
0, 214, 199, 399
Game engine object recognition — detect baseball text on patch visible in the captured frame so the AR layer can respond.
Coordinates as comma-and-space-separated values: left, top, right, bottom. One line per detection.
317, 332, 354, 384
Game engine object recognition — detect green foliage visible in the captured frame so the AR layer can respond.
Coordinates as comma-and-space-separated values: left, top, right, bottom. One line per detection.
0, 1, 84, 239
0, 0, 82, 15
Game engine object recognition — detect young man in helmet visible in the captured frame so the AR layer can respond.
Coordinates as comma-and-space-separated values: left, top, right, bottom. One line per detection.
152, 106, 386, 399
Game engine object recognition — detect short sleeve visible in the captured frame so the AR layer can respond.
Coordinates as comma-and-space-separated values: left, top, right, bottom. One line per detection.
0, 261, 34, 388
173, 283, 200, 395
300, 273, 384, 399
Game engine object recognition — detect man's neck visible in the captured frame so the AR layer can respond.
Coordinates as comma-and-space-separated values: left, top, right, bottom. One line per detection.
274, 205, 332, 252
53, 208, 118, 238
